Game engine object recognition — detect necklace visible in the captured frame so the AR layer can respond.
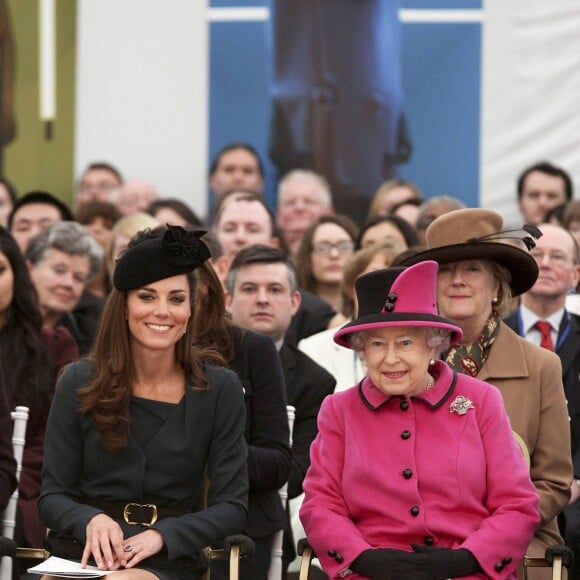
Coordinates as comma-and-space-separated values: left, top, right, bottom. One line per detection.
424, 373, 435, 391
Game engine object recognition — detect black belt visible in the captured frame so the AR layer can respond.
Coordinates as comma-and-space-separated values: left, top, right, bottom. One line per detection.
80, 496, 191, 526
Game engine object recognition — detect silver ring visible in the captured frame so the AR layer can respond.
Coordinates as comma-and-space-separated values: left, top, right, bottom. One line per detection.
123, 545, 133, 553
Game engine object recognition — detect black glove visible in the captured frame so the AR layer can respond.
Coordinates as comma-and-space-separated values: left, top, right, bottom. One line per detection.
350, 548, 431, 579
411, 544, 482, 579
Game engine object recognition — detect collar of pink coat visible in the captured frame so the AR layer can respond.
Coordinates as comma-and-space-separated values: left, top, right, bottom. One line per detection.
360, 360, 456, 410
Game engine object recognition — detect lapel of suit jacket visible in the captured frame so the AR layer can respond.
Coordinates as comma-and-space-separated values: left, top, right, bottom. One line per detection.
557, 311, 580, 376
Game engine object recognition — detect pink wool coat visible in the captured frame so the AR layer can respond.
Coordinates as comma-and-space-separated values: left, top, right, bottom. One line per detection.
300, 361, 540, 579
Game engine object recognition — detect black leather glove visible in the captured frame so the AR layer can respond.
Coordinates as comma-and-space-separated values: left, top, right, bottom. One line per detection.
350, 548, 430, 579
411, 544, 482, 579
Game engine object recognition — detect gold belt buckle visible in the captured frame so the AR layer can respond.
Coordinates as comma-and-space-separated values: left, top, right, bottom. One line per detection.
123, 502, 158, 526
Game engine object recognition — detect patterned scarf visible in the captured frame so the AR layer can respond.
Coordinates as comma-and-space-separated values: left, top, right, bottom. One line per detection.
444, 312, 500, 377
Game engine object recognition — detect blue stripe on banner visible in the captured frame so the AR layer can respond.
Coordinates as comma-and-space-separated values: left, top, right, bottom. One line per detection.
210, 3, 481, 210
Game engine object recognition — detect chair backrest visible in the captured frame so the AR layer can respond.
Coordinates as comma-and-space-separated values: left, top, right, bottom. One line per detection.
514, 430, 567, 580
0, 406, 29, 580
267, 405, 295, 580
513, 430, 531, 469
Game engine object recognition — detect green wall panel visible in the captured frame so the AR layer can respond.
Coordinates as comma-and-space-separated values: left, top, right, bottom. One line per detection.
3, 0, 76, 207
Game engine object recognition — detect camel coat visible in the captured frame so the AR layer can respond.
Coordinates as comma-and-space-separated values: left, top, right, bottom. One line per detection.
477, 322, 572, 557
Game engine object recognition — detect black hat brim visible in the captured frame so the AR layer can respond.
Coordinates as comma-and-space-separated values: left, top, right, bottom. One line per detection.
334, 312, 463, 349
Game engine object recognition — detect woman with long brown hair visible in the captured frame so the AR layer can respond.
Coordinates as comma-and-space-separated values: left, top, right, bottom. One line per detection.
39, 226, 248, 580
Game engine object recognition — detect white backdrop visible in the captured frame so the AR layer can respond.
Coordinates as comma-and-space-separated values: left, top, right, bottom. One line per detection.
75, 0, 209, 217
481, 0, 580, 224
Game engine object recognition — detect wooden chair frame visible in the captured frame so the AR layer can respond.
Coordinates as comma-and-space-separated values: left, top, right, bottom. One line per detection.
522, 554, 564, 580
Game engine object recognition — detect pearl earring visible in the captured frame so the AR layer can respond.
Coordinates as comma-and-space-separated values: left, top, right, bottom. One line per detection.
429, 359, 435, 366
492, 297, 498, 304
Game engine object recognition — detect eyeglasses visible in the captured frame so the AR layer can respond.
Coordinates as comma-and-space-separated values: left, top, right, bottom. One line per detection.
530, 250, 573, 266
312, 241, 354, 255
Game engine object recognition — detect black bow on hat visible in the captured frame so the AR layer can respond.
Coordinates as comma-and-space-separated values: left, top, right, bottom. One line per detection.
113, 225, 210, 291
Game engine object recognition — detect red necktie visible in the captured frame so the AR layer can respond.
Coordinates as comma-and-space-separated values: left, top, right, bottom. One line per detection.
535, 321, 554, 351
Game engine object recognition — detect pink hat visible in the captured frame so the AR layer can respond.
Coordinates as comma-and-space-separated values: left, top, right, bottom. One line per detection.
334, 261, 462, 349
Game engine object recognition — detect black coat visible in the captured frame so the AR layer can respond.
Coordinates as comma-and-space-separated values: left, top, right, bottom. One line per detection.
504, 309, 580, 477
228, 328, 292, 538
39, 360, 248, 575
286, 290, 336, 347
0, 364, 16, 511
279, 342, 336, 499
279, 341, 335, 571
59, 290, 106, 356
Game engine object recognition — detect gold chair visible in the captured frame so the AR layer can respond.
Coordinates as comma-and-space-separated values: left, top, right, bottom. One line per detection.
522, 545, 570, 580
514, 430, 572, 580
297, 538, 316, 580
203, 534, 255, 580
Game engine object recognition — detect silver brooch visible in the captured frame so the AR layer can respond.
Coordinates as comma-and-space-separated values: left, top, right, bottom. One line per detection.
449, 396, 474, 415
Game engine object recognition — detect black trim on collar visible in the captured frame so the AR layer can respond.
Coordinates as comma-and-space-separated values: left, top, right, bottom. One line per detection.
358, 372, 458, 411
412, 372, 457, 409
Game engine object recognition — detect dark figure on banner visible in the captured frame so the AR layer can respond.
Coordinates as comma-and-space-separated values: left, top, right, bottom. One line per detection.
268, 0, 411, 223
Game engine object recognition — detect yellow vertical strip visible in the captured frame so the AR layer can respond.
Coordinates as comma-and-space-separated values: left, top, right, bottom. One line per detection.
4, 0, 76, 208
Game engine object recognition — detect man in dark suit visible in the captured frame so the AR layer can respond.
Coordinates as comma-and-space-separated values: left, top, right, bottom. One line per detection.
212, 190, 340, 344
225, 244, 336, 575
504, 222, 580, 575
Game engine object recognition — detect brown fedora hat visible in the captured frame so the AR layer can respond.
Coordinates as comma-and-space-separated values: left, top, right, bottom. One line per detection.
398, 209, 539, 296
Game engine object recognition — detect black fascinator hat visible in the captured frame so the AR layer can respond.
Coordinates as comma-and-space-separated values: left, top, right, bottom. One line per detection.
113, 225, 211, 291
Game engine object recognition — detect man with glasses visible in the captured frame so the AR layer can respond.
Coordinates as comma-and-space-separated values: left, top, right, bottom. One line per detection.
505, 223, 580, 575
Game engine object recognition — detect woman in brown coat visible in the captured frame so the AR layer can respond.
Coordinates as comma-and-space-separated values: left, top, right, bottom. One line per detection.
400, 208, 572, 579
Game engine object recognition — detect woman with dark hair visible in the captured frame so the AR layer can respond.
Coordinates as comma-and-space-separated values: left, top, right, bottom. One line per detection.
356, 214, 420, 250
39, 226, 248, 579
0, 365, 16, 512
295, 215, 359, 311
75, 201, 123, 297
0, 226, 78, 551
147, 199, 203, 229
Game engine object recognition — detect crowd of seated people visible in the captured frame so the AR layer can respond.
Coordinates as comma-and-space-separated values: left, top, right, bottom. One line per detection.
0, 153, 577, 580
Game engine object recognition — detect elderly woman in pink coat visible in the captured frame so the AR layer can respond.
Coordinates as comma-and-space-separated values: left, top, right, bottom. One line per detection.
300, 260, 540, 579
